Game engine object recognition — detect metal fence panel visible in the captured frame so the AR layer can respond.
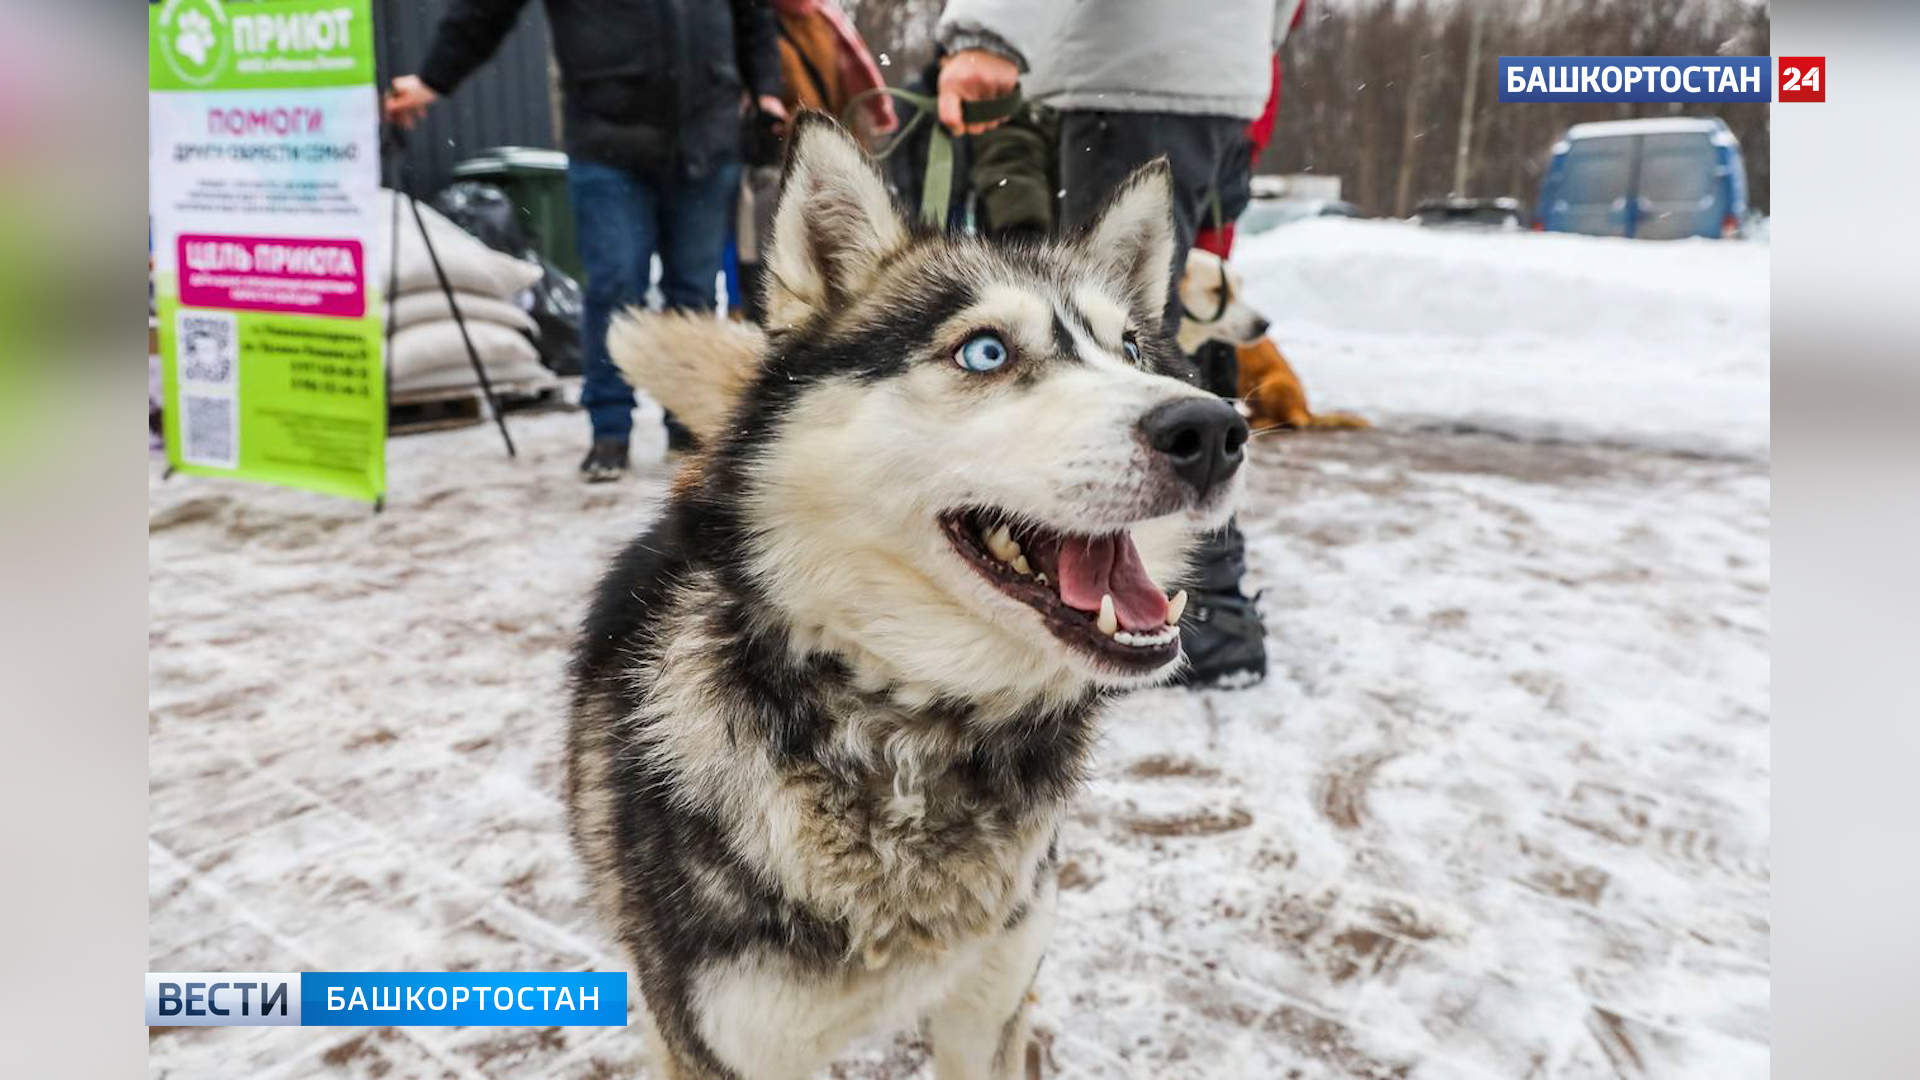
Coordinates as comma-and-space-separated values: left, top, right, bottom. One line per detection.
372, 0, 561, 195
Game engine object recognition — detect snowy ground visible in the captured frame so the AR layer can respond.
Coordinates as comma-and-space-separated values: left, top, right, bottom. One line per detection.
149, 223, 1769, 1078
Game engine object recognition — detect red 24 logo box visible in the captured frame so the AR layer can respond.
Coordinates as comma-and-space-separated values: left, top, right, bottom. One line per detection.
1779, 56, 1825, 102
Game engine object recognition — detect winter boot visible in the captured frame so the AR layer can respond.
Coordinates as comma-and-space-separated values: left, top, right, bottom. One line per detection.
579, 438, 630, 483
1175, 519, 1267, 687
1192, 338, 1241, 400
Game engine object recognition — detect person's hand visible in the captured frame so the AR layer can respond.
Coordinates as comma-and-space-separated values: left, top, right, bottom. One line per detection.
756, 95, 790, 123
384, 75, 439, 130
756, 94, 790, 134
937, 49, 1019, 136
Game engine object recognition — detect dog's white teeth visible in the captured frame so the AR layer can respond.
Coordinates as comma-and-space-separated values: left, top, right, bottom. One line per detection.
1036, 572, 1049, 586
1012, 554, 1032, 575
985, 524, 1020, 563
1167, 589, 1188, 625
1096, 594, 1118, 636
1114, 625, 1177, 648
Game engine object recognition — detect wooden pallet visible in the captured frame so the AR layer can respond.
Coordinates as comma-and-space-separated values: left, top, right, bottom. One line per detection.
389, 380, 566, 436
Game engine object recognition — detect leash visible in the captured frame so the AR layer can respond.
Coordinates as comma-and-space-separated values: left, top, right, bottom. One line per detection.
842, 87, 1023, 230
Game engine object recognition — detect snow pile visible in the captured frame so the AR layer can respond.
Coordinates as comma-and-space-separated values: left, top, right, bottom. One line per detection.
1233, 220, 1770, 459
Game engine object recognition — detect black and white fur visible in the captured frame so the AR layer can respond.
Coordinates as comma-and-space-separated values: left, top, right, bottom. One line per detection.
566, 114, 1246, 1079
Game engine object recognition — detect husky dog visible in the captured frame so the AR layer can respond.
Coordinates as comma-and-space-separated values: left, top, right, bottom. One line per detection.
566, 115, 1248, 1080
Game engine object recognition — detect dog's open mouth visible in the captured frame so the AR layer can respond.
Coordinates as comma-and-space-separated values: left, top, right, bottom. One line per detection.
940, 509, 1186, 671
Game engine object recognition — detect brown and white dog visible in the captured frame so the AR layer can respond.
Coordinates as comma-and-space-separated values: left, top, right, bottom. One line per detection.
1177, 248, 1368, 432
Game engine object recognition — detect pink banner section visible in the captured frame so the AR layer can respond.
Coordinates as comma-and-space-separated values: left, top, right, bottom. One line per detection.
178, 234, 366, 318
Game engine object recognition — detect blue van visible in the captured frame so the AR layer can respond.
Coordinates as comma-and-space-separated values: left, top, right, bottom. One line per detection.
1535, 118, 1749, 239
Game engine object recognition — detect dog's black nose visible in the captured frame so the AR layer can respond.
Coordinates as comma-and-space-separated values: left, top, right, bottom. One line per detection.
1142, 397, 1249, 498
1251, 317, 1271, 337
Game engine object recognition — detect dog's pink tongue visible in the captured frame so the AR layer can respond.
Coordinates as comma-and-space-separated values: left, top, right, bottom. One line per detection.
1056, 533, 1171, 631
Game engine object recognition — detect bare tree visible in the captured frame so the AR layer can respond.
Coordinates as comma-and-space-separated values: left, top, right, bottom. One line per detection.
841, 0, 943, 85
1262, 0, 1770, 215
1451, 3, 1485, 197
1391, 3, 1431, 216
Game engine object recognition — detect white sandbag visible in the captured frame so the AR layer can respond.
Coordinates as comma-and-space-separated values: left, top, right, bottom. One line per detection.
388, 319, 554, 394
383, 190, 544, 298
392, 358, 554, 394
388, 289, 536, 334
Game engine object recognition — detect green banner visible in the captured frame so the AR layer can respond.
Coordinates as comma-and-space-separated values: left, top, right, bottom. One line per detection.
150, 0, 378, 91
155, 284, 387, 502
150, 0, 385, 503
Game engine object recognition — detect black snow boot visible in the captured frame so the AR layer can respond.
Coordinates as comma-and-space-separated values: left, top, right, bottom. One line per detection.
1175, 519, 1267, 687
579, 438, 630, 483
1191, 338, 1240, 400
1173, 341, 1265, 688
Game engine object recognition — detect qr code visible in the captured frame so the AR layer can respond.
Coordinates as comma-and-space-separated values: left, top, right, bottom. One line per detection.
181, 394, 237, 469
178, 311, 237, 386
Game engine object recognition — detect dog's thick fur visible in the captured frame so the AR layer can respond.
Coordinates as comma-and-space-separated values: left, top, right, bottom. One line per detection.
566, 114, 1243, 1079
606, 313, 764, 441
1177, 248, 1369, 432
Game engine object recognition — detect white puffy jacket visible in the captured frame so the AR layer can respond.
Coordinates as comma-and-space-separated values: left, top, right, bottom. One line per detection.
938, 0, 1300, 120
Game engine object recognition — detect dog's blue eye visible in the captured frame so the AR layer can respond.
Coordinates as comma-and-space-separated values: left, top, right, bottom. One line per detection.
1122, 334, 1141, 362
956, 332, 1009, 372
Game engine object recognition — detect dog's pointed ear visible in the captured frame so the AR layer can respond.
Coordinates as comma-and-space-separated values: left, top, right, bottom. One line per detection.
763, 112, 909, 327
1073, 158, 1178, 327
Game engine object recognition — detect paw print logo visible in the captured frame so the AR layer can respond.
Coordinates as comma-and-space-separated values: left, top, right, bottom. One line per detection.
160, 0, 228, 85
174, 9, 216, 68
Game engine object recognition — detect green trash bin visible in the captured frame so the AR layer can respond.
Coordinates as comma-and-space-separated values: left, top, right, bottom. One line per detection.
450, 147, 580, 281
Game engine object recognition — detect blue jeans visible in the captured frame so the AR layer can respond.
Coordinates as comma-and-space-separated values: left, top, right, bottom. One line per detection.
568, 158, 742, 441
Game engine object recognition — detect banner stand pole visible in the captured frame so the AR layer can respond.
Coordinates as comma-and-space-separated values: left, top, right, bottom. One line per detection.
380, 123, 517, 462
375, 144, 402, 519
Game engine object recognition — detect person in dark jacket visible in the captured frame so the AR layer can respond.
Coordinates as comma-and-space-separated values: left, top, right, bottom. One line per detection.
385, 0, 785, 480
